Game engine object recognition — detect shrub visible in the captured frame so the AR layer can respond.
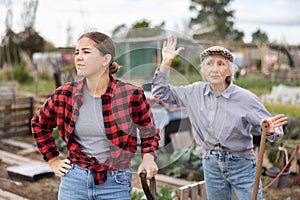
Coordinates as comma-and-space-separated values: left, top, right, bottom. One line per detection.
52, 127, 67, 154
12, 64, 33, 83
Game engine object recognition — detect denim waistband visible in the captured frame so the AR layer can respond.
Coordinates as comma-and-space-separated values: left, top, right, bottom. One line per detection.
209, 149, 233, 155
70, 164, 131, 175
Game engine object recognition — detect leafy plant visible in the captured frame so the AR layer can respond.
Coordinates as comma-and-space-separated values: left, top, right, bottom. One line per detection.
52, 127, 67, 154
157, 187, 177, 200
11, 64, 33, 83
130, 190, 144, 200
161, 145, 204, 181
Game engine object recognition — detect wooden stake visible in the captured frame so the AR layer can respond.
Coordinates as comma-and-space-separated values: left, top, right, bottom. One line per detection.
252, 121, 268, 200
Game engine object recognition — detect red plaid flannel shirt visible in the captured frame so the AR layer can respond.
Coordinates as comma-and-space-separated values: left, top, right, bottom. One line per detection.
31, 76, 160, 184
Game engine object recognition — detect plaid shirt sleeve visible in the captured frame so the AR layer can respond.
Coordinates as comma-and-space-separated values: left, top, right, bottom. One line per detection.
31, 93, 59, 161
131, 88, 160, 157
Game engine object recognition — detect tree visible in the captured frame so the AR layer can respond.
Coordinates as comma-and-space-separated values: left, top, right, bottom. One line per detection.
65, 21, 74, 47
111, 24, 127, 38
20, 0, 39, 28
189, 0, 244, 42
1, 29, 20, 65
251, 29, 269, 43
0, 0, 45, 67
126, 19, 165, 38
17, 27, 46, 57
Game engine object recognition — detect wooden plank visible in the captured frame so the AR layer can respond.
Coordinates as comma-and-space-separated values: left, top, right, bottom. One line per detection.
198, 181, 206, 199
0, 115, 30, 122
0, 150, 44, 166
0, 97, 33, 138
1, 138, 37, 156
189, 182, 200, 200
178, 185, 190, 200
0, 130, 31, 139
1, 139, 34, 149
17, 148, 37, 156
155, 174, 193, 187
178, 181, 206, 200
0, 188, 30, 200
0, 97, 30, 106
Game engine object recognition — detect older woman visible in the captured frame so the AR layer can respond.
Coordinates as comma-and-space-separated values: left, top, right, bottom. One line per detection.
152, 36, 288, 200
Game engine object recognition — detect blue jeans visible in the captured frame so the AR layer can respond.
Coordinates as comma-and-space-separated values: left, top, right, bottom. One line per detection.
203, 151, 262, 200
58, 164, 132, 200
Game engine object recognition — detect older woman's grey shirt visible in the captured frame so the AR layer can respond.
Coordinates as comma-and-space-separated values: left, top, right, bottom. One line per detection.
152, 68, 282, 160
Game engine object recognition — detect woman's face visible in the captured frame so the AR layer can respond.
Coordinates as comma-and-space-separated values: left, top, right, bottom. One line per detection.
202, 55, 231, 86
74, 37, 109, 78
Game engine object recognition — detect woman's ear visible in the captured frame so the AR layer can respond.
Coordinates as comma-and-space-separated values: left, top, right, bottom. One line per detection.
103, 54, 112, 67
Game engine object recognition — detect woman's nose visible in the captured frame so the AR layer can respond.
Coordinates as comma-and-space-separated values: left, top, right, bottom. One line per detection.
210, 63, 218, 71
75, 52, 84, 61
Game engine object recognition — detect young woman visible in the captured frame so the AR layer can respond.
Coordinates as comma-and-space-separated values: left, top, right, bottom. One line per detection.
152, 36, 288, 200
31, 31, 160, 200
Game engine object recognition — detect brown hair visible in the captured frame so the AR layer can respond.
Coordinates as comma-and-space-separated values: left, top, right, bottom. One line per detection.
78, 31, 120, 74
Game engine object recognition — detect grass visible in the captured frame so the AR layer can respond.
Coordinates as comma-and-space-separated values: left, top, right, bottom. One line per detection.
18, 78, 56, 95
265, 103, 300, 118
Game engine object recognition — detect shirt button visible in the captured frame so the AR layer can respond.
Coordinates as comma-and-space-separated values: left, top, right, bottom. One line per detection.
70, 121, 75, 127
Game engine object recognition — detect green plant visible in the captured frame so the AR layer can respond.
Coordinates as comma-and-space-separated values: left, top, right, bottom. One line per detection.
130, 190, 144, 200
267, 148, 278, 166
171, 57, 184, 73
290, 127, 300, 140
284, 117, 300, 138
160, 145, 204, 181
157, 187, 177, 200
39, 71, 51, 80
264, 103, 300, 118
12, 64, 33, 83
52, 127, 67, 154
18, 78, 56, 95
255, 59, 261, 70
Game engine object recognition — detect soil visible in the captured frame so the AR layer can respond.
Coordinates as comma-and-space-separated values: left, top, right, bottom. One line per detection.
0, 135, 299, 200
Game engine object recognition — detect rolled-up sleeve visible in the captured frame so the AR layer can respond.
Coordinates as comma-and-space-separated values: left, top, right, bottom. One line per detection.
131, 89, 160, 158
152, 68, 178, 104
247, 94, 284, 142
31, 94, 59, 161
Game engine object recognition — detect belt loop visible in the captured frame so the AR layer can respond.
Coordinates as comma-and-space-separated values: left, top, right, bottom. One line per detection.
109, 170, 115, 176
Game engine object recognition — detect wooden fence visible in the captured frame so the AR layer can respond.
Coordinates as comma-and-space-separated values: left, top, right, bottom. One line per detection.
0, 97, 34, 138
178, 181, 206, 200
178, 181, 238, 200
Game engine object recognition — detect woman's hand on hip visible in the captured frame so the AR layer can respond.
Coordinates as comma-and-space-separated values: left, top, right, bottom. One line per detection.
48, 157, 72, 176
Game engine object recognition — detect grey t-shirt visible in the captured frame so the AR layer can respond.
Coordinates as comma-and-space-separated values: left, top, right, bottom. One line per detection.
74, 87, 110, 163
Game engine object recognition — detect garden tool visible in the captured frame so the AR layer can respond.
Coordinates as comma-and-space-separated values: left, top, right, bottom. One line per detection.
252, 121, 268, 200
139, 169, 156, 200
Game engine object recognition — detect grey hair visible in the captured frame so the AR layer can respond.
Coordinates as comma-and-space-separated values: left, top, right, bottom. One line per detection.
199, 56, 238, 84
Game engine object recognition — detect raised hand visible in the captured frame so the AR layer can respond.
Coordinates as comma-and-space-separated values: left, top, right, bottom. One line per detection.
261, 114, 288, 135
160, 36, 185, 71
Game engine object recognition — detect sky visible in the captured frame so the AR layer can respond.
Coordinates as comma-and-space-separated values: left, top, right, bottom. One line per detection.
0, 0, 300, 47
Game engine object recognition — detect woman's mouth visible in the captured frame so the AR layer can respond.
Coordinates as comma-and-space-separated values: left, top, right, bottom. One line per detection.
76, 64, 85, 69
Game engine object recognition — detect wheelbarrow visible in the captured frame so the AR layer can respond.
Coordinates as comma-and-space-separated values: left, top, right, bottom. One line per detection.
139, 169, 157, 200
